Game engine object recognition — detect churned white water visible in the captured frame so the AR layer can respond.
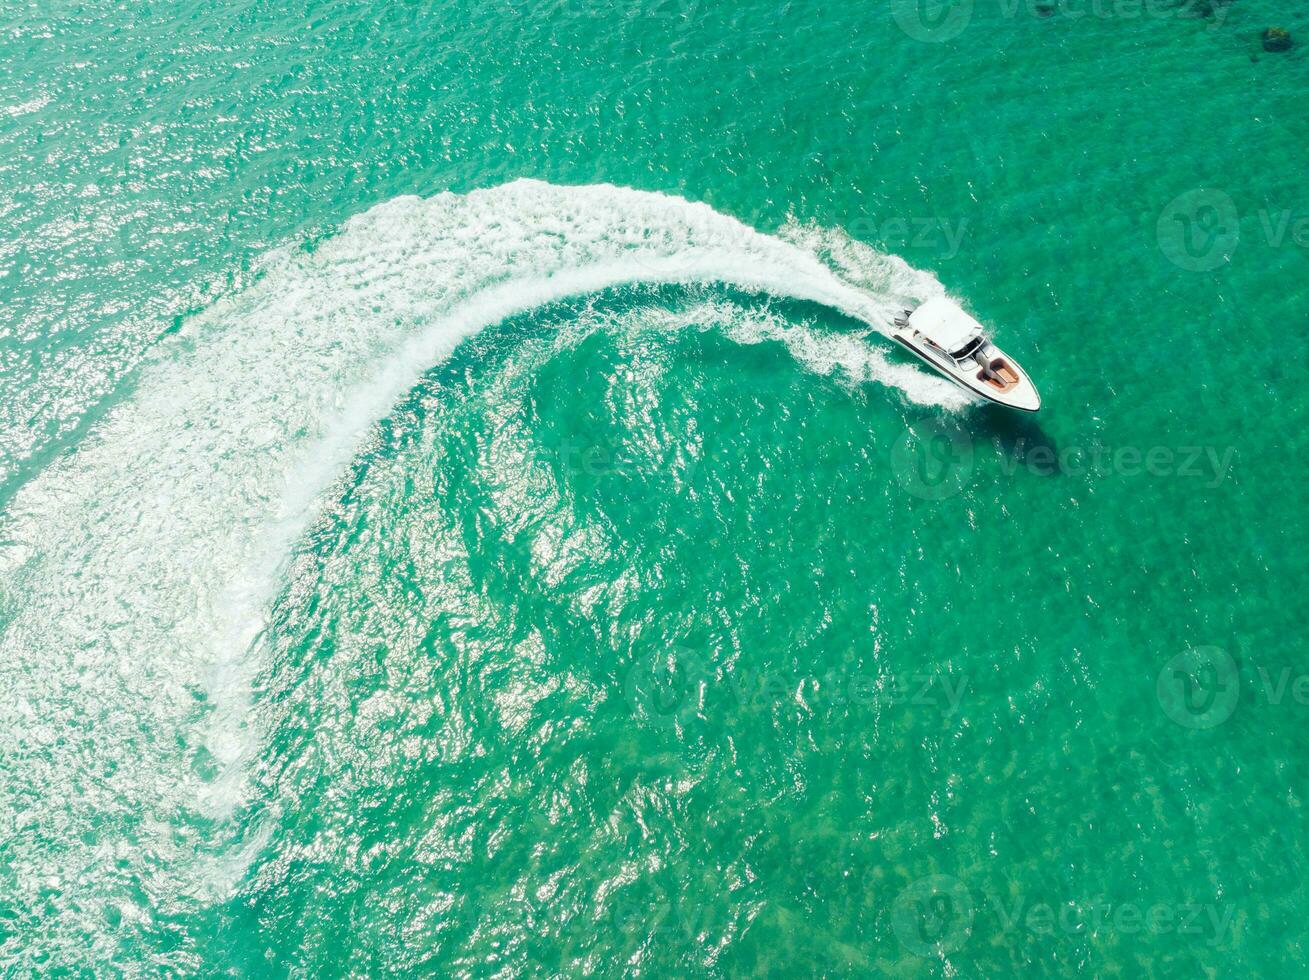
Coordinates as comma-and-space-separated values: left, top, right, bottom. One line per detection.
0, 180, 967, 967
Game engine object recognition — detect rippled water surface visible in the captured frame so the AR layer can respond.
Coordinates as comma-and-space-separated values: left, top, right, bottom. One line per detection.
1, 0, 1307, 974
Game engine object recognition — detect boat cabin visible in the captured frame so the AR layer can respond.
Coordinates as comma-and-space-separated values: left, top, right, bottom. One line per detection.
907, 297, 1021, 393
907, 297, 984, 357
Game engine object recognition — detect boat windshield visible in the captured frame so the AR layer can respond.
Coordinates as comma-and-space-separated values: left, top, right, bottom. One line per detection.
953, 336, 984, 358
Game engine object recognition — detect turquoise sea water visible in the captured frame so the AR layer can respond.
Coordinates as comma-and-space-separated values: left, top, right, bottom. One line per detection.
2, 0, 1308, 974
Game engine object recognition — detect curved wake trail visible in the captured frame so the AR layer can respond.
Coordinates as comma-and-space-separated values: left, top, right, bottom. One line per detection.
0, 180, 963, 969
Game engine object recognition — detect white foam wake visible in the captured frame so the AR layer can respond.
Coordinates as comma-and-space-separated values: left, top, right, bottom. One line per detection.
0, 179, 965, 970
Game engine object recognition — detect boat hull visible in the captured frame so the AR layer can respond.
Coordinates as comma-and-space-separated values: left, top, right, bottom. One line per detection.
891, 330, 1041, 412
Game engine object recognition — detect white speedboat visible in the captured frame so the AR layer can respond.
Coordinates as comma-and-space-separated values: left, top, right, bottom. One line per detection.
890, 297, 1041, 412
